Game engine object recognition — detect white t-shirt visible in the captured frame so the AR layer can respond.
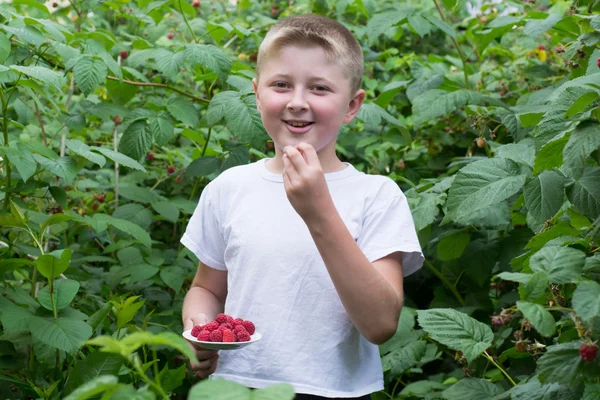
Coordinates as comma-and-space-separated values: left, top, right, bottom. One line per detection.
181, 158, 423, 398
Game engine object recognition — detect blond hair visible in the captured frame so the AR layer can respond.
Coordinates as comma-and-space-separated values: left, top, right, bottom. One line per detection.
256, 14, 364, 94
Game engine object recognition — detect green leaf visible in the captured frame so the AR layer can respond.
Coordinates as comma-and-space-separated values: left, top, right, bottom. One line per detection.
188, 379, 251, 400
115, 296, 145, 329
583, 384, 600, 400
4, 144, 37, 182
159, 364, 186, 394
568, 166, 600, 221
496, 143, 535, 167
437, 231, 470, 261
511, 377, 583, 400
160, 266, 185, 292
98, 52, 122, 80
407, 14, 432, 37
118, 185, 162, 205
381, 340, 427, 376
572, 281, 600, 321
422, 13, 457, 38
63, 352, 124, 396
0, 25, 45, 47
445, 158, 527, 224
536, 342, 585, 384
406, 191, 445, 231
65, 139, 106, 167
523, 171, 566, 227
36, 249, 72, 279
74, 55, 108, 96
442, 378, 501, 400
530, 245, 585, 284
416, 309, 493, 363
523, 14, 563, 38
252, 383, 295, 400
87, 302, 113, 331
167, 97, 198, 126
9, 65, 62, 89
118, 121, 152, 162
62, 375, 120, 400
495, 272, 533, 284
37, 279, 80, 311
565, 91, 599, 118
186, 156, 222, 178
154, 49, 185, 79
29, 317, 92, 354
366, 10, 407, 43
519, 271, 549, 304
92, 214, 152, 248
533, 132, 569, 174
91, 147, 146, 172
147, 115, 174, 147
563, 121, 600, 179
412, 90, 487, 126
516, 301, 556, 337
184, 44, 231, 83
0, 32, 11, 63
49, 186, 67, 207
0, 298, 33, 333
207, 91, 267, 148
32, 155, 79, 183
151, 201, 179, 223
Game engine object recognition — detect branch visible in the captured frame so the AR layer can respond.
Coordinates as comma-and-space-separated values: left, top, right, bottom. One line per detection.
106, 76, 209, 103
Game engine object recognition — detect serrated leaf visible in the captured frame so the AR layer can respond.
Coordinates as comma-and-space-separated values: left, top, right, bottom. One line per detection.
437, 231, 470, 261
118, 185, 163, 205
523, 171, 566, 227
523, 14, 563, 38
530, 245, 585, 284
382, 340, 427, 376
407, 14, 432, 37
62, 375, 120, 400
32, 154, 79, 183
36, 249, 72, 280
366, 10, 407, 43
37, 279, 80, 311
572, 281, 600, 321
91, 147, 146, 172
416, 309, 493, 363
98, 52, 122, 80
0, 24, 45, 46
422, 13, 457, 38
519, 271, 549, 304
533, 132, 569, 174
516, 301, 556, 337
155, 49, 185, 79
148, 115, 174, 147
0, 32, 11, 63
92, 214, 152, 247
186, 156, 221, 178
536, 342, 585, 384
29, 317, 92, 354
563, 121, 600, 180
118, 121, 152, 162
406, 191, 445, 231
496, 143, 534, 167
4, 144, 36, 182
442, 378, 501, 400
0, 298, 32, 333
167, 97, 198, 126
583, 384, 600, 400
9, 65, 62, 89
568, 166, 600, 222
495, 272, 532, 284
63, 352, 123, 396
510, 377, 582, 400
74, 55, 108, 96
445, 158, 526, 224
184, 44, 231, 83
412, 90, 487, 126
151, 201, 179, 223
160, 266, 185, 292
65, 139, 106, 167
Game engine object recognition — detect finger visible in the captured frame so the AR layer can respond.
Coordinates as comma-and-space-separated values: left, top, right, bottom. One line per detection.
195, 358, 218, 378
191, 352, 219, 371
282, 154, 299, 182
283, 146, 307, 171
295, 142, 320, 166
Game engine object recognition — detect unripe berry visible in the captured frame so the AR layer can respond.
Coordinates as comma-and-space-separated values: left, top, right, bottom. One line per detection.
476, 137, 486, 148
192, 0, 200, 7
112, 115, 122, 125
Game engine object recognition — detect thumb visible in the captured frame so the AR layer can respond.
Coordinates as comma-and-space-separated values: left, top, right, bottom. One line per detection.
184, 313, 212, 331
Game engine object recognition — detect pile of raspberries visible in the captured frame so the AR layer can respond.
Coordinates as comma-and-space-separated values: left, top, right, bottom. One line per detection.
191, 313, 255, 343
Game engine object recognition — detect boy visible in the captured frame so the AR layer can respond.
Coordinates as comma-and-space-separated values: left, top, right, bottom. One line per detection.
181, 14, 423, 399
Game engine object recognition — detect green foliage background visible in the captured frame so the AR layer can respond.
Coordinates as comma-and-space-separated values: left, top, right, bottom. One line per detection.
0, 0, 600, 399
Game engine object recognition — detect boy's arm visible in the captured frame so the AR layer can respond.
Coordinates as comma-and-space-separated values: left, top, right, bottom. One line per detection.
182, 262, 228, 330
282, 144, 403, 345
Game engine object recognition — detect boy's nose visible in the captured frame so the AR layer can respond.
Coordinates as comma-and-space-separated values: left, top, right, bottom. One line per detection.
286, 89, 308, 112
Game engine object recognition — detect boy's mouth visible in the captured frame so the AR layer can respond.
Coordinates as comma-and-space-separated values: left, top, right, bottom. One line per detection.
284, 120, 314, 128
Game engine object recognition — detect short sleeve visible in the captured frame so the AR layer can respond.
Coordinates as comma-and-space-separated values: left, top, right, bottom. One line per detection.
357, 184, 424, 277
180, 182, 227, 270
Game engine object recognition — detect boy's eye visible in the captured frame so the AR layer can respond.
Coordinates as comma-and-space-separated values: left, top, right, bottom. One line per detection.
273, 82, 289, 88
313, 85, 329, 92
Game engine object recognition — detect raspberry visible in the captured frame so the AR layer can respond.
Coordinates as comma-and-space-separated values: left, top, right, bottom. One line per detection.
242, 320, 255, 335
597, 57, 600, 69
233, 318, 244, 327
220, 323, 233, 330
216, 313, 229, 324
236, 331, 251, 342
204, 321, 219, 332
209, 330, 223, 342
217, 325, 229, 333
234, 325, 247, 335
197, 330, 211, 341
580, 343, 598, 362
146, 153, 154, 161
226, 315, 234, 324
120, 50, 128, 60
491, 316, 504, 328
222, 329, 236, 342
191, 325, 203, 337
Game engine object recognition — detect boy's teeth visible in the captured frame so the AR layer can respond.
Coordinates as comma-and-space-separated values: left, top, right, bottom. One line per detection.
288, 121, 311, 127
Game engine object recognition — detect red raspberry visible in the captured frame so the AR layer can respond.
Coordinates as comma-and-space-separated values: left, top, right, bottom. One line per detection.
204, 321, 219, 332
197, 330, 211, 341
167, 33, 174, 40
146, 153, 155, 161
220, 323, 233, 330
242, 320, 255, 335
537, 45, 545, 51
233, 318, 244, 327
209, 330, 223, 342
191, 325, 203, 337
234, 325, 247, 335
167, 165, 176, 174
222, 329, 236, 342
236, 331, 251, 342
597, 57, 600, 69
216, 313, 229, 324
580, 343, 598, 362
226, 315, 234, 324
120, 50, 128, 60
491, 316, 504, 328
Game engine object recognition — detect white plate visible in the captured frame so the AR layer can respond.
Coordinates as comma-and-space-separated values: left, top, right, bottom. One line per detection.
182, 329, 262, 350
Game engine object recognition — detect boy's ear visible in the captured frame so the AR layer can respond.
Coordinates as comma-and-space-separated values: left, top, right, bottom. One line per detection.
252, 78, 261, 112
344, 89, 366, 124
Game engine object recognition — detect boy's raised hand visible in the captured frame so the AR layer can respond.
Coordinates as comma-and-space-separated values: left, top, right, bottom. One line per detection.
282, 143, 336, 224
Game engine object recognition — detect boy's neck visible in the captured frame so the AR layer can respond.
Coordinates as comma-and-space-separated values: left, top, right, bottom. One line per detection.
265, 155, 347, 175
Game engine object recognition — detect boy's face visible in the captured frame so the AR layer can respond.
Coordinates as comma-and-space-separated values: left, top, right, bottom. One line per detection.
253, 45, 364, 158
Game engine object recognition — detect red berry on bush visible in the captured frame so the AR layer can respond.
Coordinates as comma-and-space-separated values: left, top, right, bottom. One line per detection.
91, 202, 99, 211
491, 316, 504, 328
112, 115, 122, 125
97, 195, 105, 203
168, 33, 174, 40
580, 343, 598, 362
167, 165, 175, 174
597, 57, 600, 69
537, 45, 545, 51
146, 153, 155, 161
192, 0, 200, 7
120, 50, 128, 60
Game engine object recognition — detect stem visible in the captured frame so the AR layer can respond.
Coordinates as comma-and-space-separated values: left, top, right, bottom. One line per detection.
132, 355, 169, 400
432, 0, 471, 90
483, 351, 516, 386
106, 76, 209, 103
1, 88, 11, 211
34, 102, 47, 147
179, 0, 198, 44
423, 259, 465, 305
50, 278, 57, 318
152, 349, 161, 386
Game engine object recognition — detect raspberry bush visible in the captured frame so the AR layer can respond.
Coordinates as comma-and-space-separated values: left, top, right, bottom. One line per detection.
0, 0, 599, 399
